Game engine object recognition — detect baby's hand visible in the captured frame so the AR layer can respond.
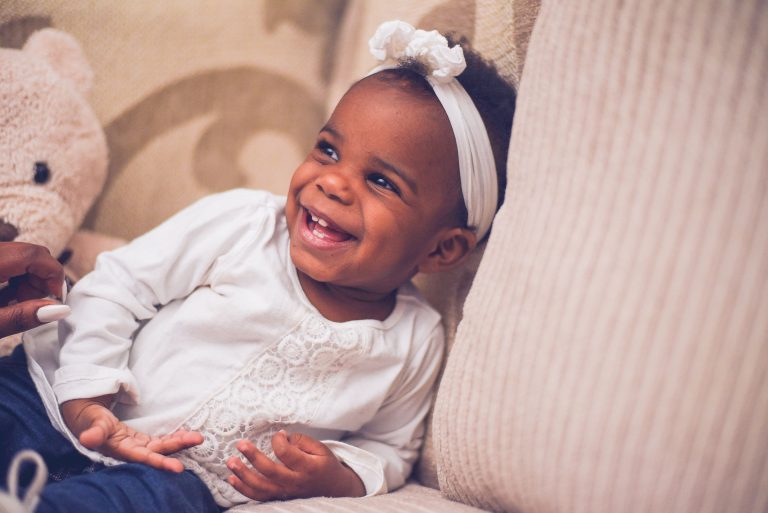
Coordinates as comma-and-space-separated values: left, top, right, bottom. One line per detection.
60, 396, 203, 473
227, 431, 365, 501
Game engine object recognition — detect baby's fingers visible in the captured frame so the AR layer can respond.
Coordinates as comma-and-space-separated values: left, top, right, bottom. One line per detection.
147, 430, 204, 455
227, 460, 283, 501
116, 443, 186, 473
272, 431, 322, 471
145, 451, 185, 473
236, 440, 293, 482
78, 417, 114, 450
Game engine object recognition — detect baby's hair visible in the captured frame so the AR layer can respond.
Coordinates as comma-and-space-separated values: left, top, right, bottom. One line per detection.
370, 34, 517, 231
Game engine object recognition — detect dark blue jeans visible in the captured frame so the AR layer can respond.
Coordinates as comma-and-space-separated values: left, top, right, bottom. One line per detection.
0, 345, 220, 513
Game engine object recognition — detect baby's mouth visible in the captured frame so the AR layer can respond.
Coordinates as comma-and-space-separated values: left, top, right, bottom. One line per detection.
305, 209, 354, 243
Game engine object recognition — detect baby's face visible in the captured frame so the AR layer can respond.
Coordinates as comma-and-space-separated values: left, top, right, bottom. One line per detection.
286, 76, 461, 295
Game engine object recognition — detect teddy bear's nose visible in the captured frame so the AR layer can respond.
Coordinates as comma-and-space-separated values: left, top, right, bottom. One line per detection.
0, 220, 19, 242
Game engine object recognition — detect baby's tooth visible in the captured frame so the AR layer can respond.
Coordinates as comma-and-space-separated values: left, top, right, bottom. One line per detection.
313, 229, 325, 239
318, 218, 329, 227
311, 214, 319, 222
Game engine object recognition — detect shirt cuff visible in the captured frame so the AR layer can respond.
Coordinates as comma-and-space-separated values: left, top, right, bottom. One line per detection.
53, 364, 139, 404
323, 440, 387, 497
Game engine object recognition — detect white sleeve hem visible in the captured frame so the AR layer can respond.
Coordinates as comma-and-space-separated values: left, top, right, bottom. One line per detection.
323, 440, 387, 497
54, 365, 140, 404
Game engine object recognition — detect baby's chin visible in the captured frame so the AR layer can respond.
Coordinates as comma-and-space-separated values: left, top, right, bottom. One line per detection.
289, 248, 335, 285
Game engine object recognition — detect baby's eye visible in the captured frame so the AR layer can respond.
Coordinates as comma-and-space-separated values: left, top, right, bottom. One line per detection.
316, 141, 339, 162
367, 173, 399, 194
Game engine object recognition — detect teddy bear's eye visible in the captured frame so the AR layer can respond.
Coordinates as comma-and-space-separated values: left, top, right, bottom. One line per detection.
33, 161, 51, 184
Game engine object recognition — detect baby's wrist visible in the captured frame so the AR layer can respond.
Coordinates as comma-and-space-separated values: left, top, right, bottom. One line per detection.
330, 461, 366, 498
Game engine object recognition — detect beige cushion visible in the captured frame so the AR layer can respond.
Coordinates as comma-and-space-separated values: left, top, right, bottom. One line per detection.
433, 0, 768, 511
227, 483, 487, 513
412, 244, 486, 488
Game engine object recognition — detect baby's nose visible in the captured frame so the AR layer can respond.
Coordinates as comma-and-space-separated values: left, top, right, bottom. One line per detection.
0, 219, 19, 242
316, 173, 353, 205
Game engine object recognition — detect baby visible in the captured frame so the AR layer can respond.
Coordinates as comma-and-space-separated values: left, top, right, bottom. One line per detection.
0, 21, 515, 513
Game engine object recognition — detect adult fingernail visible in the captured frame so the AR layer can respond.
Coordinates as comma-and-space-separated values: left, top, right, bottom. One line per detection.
37, 304, 71, 323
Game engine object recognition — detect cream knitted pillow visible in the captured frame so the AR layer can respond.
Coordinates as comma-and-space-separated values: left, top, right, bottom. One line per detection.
433, 0, 768, 511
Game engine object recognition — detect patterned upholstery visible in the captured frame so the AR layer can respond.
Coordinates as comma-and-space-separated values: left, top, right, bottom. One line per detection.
1, 0, 344, 239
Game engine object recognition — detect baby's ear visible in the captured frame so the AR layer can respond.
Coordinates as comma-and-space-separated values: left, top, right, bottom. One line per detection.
418, 228, 477, 274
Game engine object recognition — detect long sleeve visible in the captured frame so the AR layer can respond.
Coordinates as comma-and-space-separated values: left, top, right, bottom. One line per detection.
54, 189, 270, 404
325, 323, 444, 495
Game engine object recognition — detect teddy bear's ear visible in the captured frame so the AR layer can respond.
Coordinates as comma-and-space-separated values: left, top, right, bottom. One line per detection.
22, 28, 94, 96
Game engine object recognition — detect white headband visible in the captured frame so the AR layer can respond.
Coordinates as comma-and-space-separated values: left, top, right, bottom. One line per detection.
368, 20, 498, 240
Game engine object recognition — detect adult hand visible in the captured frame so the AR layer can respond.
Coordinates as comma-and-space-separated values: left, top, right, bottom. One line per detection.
60, 396, 204, 473
226, 431, 366, 501
0, 241, 69, 337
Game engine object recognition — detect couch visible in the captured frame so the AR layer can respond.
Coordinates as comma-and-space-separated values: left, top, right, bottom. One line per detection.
1, 0, 766, 512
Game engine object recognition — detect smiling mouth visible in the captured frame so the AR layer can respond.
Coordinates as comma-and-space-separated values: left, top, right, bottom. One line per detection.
304, 208, 355, 243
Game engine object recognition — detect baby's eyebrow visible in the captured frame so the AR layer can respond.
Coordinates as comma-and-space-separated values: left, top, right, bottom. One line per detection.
320, 125, 343, 141
371, 156, 417, 194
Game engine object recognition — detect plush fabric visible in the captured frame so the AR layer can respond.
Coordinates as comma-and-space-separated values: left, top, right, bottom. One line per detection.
433, 0, 768, 511
0, 28, 106, 257
0, 27, 109, 356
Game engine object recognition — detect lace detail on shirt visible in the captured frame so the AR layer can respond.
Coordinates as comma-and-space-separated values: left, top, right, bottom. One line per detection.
176, 314, 373, 507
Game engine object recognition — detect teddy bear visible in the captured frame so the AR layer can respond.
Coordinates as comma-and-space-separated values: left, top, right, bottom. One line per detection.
0, 28, 124, 353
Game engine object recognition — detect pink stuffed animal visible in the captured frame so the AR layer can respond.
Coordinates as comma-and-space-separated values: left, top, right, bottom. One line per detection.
0, 28, 109, 265
0, 29, 123, 354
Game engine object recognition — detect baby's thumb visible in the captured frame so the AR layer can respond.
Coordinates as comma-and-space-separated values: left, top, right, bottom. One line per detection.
285, 431, 327, 456
78, 416, 112, 450
0, 300, 70, 338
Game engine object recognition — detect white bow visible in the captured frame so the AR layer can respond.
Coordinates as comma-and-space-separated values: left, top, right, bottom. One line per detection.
368, 20, 499, 240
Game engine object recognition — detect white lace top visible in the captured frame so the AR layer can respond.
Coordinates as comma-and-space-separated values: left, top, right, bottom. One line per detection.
23, 190, 444, 508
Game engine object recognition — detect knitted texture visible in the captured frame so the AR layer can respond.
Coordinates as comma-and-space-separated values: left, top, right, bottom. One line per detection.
433, 0, 768, 512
